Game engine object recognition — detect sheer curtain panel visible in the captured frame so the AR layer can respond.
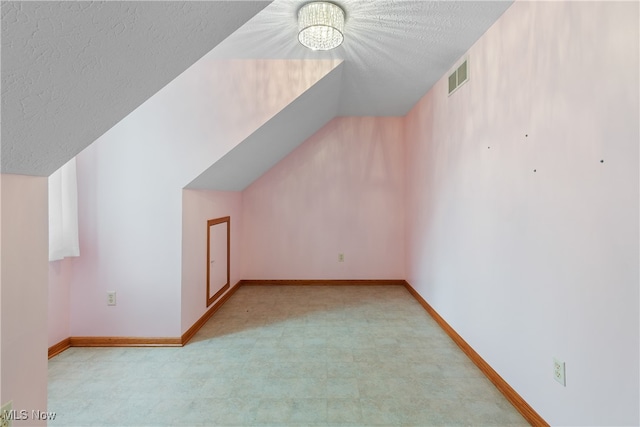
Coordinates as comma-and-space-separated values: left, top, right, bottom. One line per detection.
48, 158, 79, 261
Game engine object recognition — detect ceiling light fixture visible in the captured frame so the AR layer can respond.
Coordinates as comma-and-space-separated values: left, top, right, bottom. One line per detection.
298, 2, 345, 51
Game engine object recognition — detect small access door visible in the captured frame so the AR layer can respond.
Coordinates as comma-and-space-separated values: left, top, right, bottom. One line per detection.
207, 216, 230, 307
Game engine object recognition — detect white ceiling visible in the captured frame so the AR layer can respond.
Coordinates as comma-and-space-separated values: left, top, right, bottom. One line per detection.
188, 0, 513, 190
1, 0, 513, 179
210, 0, 514, 116
1, 1, 271, 176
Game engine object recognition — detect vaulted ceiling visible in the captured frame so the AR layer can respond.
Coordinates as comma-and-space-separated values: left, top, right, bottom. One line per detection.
1, 0, 513, 179
211, 0, 513, 116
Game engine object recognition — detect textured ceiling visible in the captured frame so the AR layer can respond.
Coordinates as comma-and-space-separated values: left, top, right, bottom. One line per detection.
1, 1, 271, 176
186, 0, 513, 190
209, 0, 514, 116
1, 0, 513, 179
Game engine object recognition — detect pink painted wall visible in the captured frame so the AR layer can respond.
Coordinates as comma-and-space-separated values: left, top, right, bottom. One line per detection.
48, 259, 71, 346
404, 2, 639, 425
242, 116, 405, 280
1, 174, 49, 425
181, 190, 242, 333
0, 178, 2, 407
69, 60, 338, 338
71, 141, 183, 337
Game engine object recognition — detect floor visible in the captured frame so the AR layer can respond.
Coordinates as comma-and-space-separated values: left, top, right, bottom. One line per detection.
48, 285, 528, 426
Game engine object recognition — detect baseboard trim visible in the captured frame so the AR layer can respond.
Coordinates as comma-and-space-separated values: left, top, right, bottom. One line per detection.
48, 281, 242, 357
207, 283, 230, 308
69, 336, 182, 347
48, 337, 71, 359
181, 280, 241, 345
403, 281, 549, 427
241, 279, 406, 286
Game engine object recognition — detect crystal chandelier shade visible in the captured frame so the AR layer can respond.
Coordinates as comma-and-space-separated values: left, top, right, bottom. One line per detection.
298, 2, 345, 51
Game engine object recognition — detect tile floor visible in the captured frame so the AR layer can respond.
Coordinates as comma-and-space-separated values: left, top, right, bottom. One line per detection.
48, 285, 528, 426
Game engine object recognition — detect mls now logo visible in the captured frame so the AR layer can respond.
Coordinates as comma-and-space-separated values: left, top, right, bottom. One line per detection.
3, 409, 56, 421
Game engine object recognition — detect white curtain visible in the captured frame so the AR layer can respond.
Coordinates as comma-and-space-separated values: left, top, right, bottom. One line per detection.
48, 157, 80, 261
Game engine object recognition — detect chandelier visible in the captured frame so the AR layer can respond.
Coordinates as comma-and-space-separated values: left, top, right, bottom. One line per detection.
298, 2, 345, 51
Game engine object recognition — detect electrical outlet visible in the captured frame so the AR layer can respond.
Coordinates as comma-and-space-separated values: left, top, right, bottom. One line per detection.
1, 401, 13, 427
107, 291, 116, 306
553, 358, 566, 386
338, 253, 344, 262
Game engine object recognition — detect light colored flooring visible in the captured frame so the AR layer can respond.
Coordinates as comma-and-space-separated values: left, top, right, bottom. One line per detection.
48, 285, 528, 426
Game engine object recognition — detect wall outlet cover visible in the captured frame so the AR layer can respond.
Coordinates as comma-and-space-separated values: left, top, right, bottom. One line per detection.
553, 358, 566, 386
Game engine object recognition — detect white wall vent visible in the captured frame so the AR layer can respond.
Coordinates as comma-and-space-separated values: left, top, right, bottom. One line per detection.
448, 58, 469, 95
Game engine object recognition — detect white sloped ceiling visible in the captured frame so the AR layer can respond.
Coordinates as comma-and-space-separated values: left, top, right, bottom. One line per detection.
1, 0, 514, 185
210, 0, 514, 116
0, 1, 271, 176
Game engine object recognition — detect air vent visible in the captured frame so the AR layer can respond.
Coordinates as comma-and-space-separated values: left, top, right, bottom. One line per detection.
448, 73, 457, 94
448, 58, 469, 95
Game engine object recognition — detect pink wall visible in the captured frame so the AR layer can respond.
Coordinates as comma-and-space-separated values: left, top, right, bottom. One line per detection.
181, 190, 242, 333
242, 116, 405, 280
48, 259, 71, 346
1, 174, 49, 425
68, 60, 339, 338
70, 142, 183, 337
404, 2, 639, 425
